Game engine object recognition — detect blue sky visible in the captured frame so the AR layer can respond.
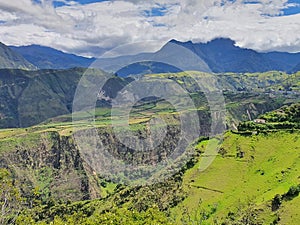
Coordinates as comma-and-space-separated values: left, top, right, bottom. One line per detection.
282, 0, 300, 15
53, 0, 300, 16
53, 0, 109, 7
0, 0, 299, 57
50, 0, 300, 18
144, 5, 168, 17
52, 0, 170, 17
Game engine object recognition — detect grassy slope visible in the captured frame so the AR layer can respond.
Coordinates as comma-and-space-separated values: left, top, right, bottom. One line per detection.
172, 131, 300, 224
10, 130, 299, 224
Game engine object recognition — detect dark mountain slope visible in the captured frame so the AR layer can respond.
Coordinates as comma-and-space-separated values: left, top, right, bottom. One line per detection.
162, 38, 300, 73
0, 68, 129, 128
264, 51, 300, 72
116, 61, 182, 77
292, 62, 300, 73
0, 42, 36, 70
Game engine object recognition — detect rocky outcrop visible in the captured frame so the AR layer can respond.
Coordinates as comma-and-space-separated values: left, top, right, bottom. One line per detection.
0, 131, 101, 203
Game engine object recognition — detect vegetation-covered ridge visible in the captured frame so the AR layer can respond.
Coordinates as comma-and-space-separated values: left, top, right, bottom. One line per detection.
0, 68, 299, 129
238, 102, 300, 131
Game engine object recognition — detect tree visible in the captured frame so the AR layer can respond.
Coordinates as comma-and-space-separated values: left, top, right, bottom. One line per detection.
0, 168, 24, 224
271, 194, 282, 211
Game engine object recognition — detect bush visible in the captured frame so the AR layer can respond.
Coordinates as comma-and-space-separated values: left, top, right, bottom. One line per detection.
271, 194, 282, 211
283, 184, 300, 200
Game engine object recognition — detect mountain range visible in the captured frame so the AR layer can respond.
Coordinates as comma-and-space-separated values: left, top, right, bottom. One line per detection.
1, 38, 300, 75
95, 38, 300, 75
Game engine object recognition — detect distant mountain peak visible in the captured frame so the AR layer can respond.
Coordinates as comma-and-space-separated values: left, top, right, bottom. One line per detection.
207, 37, 235, 43
168, 37, 236, 46
109, 37, 300, 76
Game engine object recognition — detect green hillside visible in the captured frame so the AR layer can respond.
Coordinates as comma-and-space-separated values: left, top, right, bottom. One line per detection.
2, 130, 298, 225
0, 104, 299, 224
172, 130, 300, 224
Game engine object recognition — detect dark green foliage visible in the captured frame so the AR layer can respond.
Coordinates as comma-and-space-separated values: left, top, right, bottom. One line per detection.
0, 131, 95, 208
14, 173, 184, 224
271, 194, 282, 211
260, 103, 300, 123
270, 184, 300, 212
0, 168, 24, 224
220, 201, 260, 225
238, 103, 300, 132
282, 184, 300, 200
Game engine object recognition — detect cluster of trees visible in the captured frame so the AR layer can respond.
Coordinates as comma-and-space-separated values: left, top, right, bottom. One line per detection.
260, 103, 300, 123
1, 166, 185, 224
238, 121, 300, 131
272, 184, 300, 211
16, 207, 174, 225
238, 103, 300, 132
0, 169, 24, 224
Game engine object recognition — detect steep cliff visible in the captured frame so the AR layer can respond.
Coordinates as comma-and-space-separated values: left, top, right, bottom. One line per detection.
0, 131, 101, 204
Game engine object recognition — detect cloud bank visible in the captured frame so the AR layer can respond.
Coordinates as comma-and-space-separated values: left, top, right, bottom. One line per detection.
0, 0, 299, 57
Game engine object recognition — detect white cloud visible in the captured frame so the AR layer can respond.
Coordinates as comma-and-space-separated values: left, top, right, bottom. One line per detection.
0, 0, 299, 57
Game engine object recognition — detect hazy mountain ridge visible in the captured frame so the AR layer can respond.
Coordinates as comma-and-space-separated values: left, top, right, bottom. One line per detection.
95, 38, 300, 76
175, 39, 300, 72
7, 38, 300, 74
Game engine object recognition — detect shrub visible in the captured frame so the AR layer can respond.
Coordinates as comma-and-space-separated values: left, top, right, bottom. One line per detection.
283, 184, 300, 200
271, 194, 282, 211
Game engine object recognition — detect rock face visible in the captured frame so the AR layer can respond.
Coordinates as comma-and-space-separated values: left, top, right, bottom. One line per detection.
0, 111, 211, 201
0, 124, 186, 202
0, 131, 100, 202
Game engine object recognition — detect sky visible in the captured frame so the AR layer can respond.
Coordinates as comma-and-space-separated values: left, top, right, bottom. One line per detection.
0, 0, 299, 57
